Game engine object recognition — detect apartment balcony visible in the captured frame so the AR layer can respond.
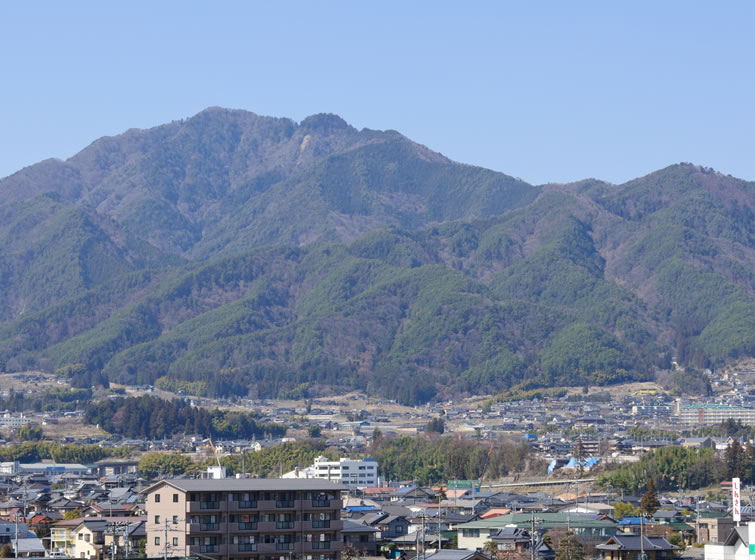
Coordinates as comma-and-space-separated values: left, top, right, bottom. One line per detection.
302, 541, 344, 553
253, 543, 278, 555
187, 500, 224, 512
189, 544, 225, 556
308, 499, 343, 510
226, 500, 258, 512
301, 519, 342, 532
256, 521, 299, 533
187, 522, 228, 533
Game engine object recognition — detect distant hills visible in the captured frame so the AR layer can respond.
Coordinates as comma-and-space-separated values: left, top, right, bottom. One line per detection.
1, 108, 753, 403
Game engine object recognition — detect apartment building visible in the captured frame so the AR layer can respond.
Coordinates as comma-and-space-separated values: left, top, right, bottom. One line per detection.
677, 403, 755, 426
144, 478, 345, 560
282, 457, 379, 489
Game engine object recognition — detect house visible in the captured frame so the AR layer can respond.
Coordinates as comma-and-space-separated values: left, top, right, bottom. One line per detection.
391, 486, 437, 503
342, 519, 379, 556
489, 527, 555, 559
424, 548, 494, 560
51, 518, 84, 557
361, 511, 411, 540
681, 437, 715, 449
705, 522, 755, 560
457, 513, 617, 551
596, 534, 679, 560
560, 503, 614, 516
698, 514, 735, 544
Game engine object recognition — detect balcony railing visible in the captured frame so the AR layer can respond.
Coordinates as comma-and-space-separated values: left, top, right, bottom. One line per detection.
200, 545, 218, 553
312, 541, 332, 550
312, 499, 331, 507
276, 500, 294, 508
276, 521, 295, 529
200, 523, 220, 531
239, 501, 257, 509
312, 520, 330, 529
200, 501, 220, 510
276, 543, 295, 551
239, 522, 257, 530
239, 544, 257, 552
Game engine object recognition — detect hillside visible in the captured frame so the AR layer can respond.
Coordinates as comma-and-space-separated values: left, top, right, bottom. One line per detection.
1, 109, 754, 403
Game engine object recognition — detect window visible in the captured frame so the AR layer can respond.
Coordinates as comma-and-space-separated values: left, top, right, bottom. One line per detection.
155, 515, 161, 524
155, 537, 160, 546
173, 515, 179, 524
173, 538, 178, 546
173, 494, 179, 503
78, 534, 83, 540
155, 494, 161, 503
84, 534, 90, 543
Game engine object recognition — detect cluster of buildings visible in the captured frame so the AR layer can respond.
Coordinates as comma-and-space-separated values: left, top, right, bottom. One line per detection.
0, 455, 750, 560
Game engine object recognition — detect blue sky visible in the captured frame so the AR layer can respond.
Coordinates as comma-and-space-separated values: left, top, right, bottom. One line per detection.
1, 1, 753, 185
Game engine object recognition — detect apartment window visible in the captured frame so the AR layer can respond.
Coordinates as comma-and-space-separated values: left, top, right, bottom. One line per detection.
154, 494, 161, 503
173, 515, 179, 525
78, 534, 83, 541
155, 515, 161, 524
155, 537, 160, 546
173, 494, 179, 503
172, 538, 178, 547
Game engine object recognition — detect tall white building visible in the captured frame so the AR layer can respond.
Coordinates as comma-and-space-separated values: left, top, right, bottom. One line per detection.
281, 456, 379, 488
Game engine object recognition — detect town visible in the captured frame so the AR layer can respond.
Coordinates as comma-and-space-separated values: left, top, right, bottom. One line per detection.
3, 366, 755, 560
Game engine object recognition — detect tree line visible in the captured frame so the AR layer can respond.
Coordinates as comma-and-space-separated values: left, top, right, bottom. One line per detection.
0, 441, 129, 463
598, 443, 751, 494
370, 434, 544, 484
84, 395, 286, 440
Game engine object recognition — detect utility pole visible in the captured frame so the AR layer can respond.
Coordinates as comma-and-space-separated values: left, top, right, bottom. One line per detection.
695, 492, 700, 545
640, 515, 645, 560
438, 496, 442, 552
14, 510, 18, 560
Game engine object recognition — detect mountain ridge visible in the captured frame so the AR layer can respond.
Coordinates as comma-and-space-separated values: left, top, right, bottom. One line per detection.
0, 108, 754, 403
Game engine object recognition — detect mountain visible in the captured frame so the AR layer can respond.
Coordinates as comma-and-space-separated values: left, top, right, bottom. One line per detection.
1, 108, 754, 403
0, 108, 537, 261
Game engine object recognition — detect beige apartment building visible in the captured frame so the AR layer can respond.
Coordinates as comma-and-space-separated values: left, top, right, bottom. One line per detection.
144, 479, 345, 560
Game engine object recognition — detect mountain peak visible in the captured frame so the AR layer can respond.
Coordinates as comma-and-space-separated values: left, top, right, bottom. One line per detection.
299, 113, 353, 133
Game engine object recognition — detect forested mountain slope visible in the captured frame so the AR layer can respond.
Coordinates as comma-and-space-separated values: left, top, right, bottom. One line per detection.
1, 108, 753, 402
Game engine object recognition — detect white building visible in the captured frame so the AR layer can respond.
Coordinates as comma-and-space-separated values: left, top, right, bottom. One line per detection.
705, 521, 753, 560
678, 403, 755, 426
0, 462, 18, 476
0, 413, 30, 428
281, 456, 379, 488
